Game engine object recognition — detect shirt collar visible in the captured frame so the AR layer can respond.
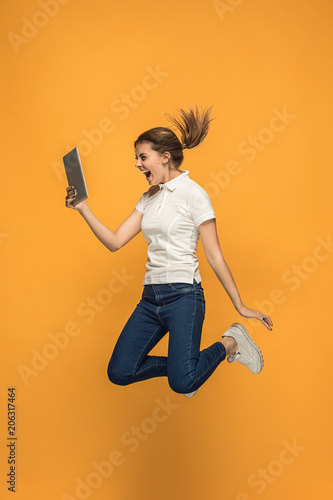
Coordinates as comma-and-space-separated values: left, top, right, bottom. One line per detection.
159, 170, 189, 192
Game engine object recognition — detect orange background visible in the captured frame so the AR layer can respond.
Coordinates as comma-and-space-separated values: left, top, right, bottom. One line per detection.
1, 0, 332, 499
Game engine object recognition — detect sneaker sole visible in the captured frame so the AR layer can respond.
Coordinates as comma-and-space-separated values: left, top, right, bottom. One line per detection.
224, 322, 264, 374
184, 390, 198, 398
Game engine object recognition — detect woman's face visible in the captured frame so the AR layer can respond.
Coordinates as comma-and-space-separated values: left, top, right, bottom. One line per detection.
135, 141, 170, 186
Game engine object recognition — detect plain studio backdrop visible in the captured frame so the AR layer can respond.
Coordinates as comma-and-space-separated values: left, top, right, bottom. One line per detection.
1, 0, 332, 499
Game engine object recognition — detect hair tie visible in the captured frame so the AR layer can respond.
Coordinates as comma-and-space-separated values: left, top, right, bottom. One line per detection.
181, 143, 187, 150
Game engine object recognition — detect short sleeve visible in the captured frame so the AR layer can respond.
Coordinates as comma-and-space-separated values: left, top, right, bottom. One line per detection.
188, 188, 216, 228
135, 194, 144, 214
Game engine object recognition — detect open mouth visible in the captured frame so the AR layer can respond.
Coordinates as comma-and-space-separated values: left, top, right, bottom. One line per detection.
142, 170, 151, 181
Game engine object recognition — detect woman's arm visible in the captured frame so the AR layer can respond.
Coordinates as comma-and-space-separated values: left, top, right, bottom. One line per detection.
65, 186, 143, 252
199, 219, 273, 331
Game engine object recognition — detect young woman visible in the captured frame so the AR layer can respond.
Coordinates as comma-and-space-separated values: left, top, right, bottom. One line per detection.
65, 105, 273, 398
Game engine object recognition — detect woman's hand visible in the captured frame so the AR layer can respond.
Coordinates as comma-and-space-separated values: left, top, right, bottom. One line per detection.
65, 186, 87, 213
199, 220, 274, 332
237, 305, 273, 331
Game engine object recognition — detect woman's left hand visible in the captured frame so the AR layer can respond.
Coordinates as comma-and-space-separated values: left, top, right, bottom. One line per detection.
237, 305, 273, 331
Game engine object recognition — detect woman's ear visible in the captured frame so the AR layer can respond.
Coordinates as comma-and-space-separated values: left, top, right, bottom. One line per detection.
161, 151, 171, 165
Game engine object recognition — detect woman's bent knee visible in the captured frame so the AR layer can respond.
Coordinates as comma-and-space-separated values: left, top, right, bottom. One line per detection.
168, 376, 196, 395
107, 361, 133, 386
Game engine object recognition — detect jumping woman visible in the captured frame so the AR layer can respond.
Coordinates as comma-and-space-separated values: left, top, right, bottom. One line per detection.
65, 105, 273, 398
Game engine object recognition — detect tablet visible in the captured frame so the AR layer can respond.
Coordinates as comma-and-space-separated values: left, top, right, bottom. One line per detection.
63, 147, 88, 206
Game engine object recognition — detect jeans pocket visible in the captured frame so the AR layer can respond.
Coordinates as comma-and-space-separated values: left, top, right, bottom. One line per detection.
169, 282, 195, 292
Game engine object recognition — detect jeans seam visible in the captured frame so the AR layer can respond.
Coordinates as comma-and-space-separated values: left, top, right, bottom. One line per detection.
116, 282, 222, 390
135, 358, 167, 378
185, 287, 198, 386
132, 324, 165, 377
192, 347, 226, 387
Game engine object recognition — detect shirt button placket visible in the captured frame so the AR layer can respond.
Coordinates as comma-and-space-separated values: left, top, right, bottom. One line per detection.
156, 186, 165, 215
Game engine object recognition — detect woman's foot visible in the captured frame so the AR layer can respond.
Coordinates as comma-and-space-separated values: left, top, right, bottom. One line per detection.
222, 323, 264, 374
184, 323, 263, 397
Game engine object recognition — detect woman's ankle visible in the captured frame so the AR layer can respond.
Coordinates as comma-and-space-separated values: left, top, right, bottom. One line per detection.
220, 336, 237, 356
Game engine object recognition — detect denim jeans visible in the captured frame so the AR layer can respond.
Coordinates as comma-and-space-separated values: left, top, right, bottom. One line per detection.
107, 281, 226, 394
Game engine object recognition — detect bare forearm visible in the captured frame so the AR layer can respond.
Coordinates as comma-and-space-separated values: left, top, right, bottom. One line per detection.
208, 254, 244, 312
199, 220, 273, 330
78, 204, 119, 252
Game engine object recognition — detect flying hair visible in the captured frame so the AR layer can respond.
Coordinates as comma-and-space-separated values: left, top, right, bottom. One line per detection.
164, 104, 214, 150
134, 104, 215, 168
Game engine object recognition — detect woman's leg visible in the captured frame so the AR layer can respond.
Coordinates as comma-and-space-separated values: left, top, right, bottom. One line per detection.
107, 286, 169, 386
161, 282, 227, 394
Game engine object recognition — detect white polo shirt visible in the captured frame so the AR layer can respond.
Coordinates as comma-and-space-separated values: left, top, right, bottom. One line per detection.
135, 170, 216, 285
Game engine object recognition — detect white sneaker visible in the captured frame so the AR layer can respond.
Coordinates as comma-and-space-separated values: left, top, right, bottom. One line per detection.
222, 323, 264, 374
184, 390, 198, 398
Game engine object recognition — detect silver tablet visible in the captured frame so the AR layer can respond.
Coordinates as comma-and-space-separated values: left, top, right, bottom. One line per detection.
63, 147, 88, 206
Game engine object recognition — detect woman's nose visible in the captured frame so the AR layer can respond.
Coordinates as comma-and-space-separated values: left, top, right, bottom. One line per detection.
135, 159, 142, 168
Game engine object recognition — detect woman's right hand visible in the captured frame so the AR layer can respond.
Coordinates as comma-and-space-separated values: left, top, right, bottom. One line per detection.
65, 186, 87, 213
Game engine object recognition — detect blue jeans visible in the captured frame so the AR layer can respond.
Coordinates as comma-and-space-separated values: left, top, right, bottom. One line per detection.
107, 281, 226, 394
